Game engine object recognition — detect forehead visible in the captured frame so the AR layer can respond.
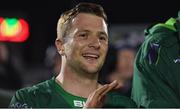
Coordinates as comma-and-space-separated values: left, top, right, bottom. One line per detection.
71, 13, 107, 32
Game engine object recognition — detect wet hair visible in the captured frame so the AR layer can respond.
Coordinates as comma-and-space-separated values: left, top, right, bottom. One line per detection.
57, 2, 107, 41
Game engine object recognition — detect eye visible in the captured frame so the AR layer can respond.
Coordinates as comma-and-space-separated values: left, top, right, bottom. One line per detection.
77, 33, 88, 39
99, 35, 107, 41
100, 36, 105, 40
79, 33, 86, 37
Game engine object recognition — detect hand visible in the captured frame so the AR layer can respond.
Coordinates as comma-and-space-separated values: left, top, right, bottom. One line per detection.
83, 80, 119, 108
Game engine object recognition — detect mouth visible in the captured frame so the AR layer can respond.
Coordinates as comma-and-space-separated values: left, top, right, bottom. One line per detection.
82, 53, 100, 61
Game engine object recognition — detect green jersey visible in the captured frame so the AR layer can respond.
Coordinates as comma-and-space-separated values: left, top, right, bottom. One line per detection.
9, 77, 136, 108
131, 12, 180, 108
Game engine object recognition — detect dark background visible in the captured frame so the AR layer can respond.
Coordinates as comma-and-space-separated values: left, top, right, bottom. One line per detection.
0, 0, 180, 65
0, 0, 180, 106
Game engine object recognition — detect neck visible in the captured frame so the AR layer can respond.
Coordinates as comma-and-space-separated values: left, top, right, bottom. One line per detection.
56, 56, 100, 98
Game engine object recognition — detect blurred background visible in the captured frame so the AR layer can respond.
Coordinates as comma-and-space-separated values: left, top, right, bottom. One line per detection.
0, 0, 179, 107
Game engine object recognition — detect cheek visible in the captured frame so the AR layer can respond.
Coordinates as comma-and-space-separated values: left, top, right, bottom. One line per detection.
65, 41, 82, 57
102, 44, 108, 56
74, 39, 85, 48
65, 42, 75, 57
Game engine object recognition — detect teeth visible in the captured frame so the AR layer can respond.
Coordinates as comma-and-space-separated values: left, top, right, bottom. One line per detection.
83, 54, 99, 58
84, 54, 97, 58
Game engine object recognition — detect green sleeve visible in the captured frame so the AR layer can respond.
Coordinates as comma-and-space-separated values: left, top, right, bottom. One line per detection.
131, 20, 180, 107
9, 88, 34, 108
104, 91, 137, 108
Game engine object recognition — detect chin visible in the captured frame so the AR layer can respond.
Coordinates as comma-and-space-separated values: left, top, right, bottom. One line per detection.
81, 60, 103, 74
83, 66, 100, 74
88, 70, 99, 74
86, 68, 99, 74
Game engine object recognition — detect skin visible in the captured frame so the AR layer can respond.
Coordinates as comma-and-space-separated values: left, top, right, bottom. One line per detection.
116, 49, 135, 79
84, 80, 119, 108
64, 13, 108, 76
55, 13, 119, 107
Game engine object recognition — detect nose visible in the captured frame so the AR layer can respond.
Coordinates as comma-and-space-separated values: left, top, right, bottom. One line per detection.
88, 37, 100, 49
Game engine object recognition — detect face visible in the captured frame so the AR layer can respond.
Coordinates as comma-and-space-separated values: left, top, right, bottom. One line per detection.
116, 49, 135, 78
58, 13, 108, 74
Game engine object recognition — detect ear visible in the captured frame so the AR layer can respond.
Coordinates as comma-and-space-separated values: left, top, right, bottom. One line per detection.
55, 39, 65, 55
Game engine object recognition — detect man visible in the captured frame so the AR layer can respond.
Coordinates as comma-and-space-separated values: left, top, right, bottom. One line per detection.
108, 43, 136, 97
9, 3, 136, 108
131, 10, 180, 107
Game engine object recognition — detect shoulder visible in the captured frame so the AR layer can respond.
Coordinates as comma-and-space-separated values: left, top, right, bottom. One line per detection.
144, 18, 177, 47
104, 91, 137, 108
135, 18, 178, 65
9, 78, 55, 107
19, 78, 54, 96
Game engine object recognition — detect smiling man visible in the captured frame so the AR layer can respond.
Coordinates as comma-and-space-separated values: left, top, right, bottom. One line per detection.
9, 3, 136, 108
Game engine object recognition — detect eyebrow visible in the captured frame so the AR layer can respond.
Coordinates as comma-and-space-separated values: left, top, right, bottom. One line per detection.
99, 31, 108, 38
77, 29, 108, 37
76, 29, 90, 33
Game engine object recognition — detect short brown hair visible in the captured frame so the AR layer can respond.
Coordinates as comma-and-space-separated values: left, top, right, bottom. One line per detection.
57, 2, 107, 41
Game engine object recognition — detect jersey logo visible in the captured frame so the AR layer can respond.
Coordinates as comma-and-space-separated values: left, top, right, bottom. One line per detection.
73, 100, 85, 107
10, 102, 31, 108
